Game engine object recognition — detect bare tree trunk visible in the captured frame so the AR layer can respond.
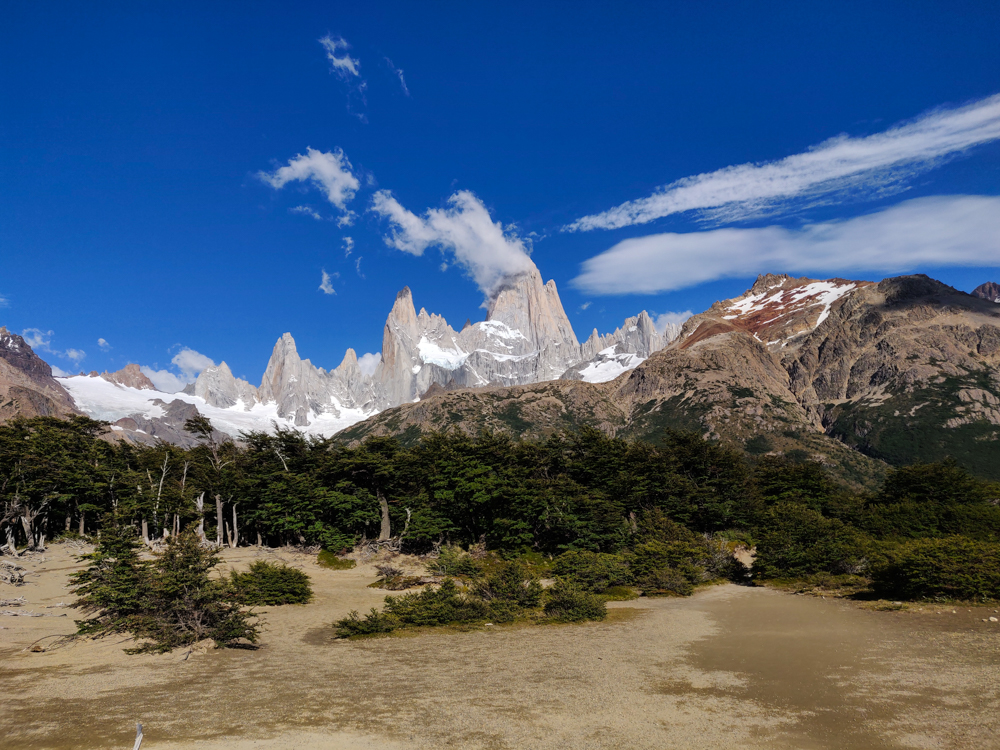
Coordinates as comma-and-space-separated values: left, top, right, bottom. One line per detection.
377, 489, 391, 541
65, 513, 71, 532
225, 522, 233, 548
163, 513, 171, 540
20, 516, 34, 551
256, 531, 262, 547
174, 513, 180, 537
4, 525, 19, 556
195, 492, 206, 542
215, 495, 223, 548
79, 512, 85, 536
141, 519, 150, 546
231, 504, 238, 549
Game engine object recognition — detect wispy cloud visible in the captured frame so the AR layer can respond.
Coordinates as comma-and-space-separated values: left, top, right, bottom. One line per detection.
258, 148, 360, 211
578, 301, 592, 311
97, 338, 111, 352
385, 57, 410, 96
343, 237, 354, 257
21, 328, 86, 363
337, 210, 356, 228
371, 190, 534, 296
567, 94, 1000, 232
319, 269, 337, 295
0, 294, 9, 309
319, 35, 360, 79
358, 352, 381, 376
355, 256, 365, 279
572, 195, 1000, 294
291, 205, 323, 220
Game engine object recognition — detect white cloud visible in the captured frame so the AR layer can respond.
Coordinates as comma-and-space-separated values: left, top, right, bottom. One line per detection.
21, 328, 85, 363
572, 195, 1000, 294
578, 301, 592, 311
97, 338, 111, 351
567, 94, 1000, 232
258, 147, 360, 210
140, 367, 190, 393
0, 294, 9, 308
355, 256, 365, 279
319, 35, 360, 79
291, 205, 323, 220
357, 352, 381, 376
385, 57, 410, 96
371, 190, 534, 296
138, 347, 216, 393
337, 211, 356, 228
342, 237, 354, 257
653, 311, 693, 331
21, 328, 53, 350
50, 365, 71, 377
319, 269, 337, 295
171, 347, 215, 379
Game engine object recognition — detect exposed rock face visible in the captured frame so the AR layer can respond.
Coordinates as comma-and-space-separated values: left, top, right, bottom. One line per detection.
339, 273, 1000, 482
191, 259, 674, 424
0, 326, 80, 423
90, 363, 156, 390
973, 281, 1000, 303
113, 398, 229, 448
567, 311, 682, 382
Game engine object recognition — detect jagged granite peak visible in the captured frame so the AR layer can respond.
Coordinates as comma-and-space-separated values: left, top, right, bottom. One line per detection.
566, 311, 681, 383
92, 363, 156, 390
0, 326, 80, 423
195, 361, 259, 409
973, 281, 1000, 303
258, 332, 342, 425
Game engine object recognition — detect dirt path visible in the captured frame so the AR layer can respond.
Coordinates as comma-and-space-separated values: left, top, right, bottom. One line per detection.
1, 544, 998, 749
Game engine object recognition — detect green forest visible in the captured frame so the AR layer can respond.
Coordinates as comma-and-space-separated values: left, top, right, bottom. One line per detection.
2, 415, 999, 609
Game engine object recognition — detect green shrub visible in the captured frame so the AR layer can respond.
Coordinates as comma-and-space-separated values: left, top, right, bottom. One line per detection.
382, 579, 488, 626
635, 567, 694, 596
543, 579, 607, 622
870, 537, 1000, 601
753, 502, 873, 579
318, 550, 356, 570
425, 545, 483, 577
334, 608, 400, 637
471, 560, 543, 622
552, 551, 632, 593
229, 561, 313, 605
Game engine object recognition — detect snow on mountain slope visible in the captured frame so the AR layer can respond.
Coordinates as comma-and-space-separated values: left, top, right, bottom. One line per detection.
60, 375, 373, 439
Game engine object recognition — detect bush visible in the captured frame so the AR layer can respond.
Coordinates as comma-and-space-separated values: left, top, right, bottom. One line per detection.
229, 561, 313, 605
870, 537, 1000, 601
382, 579, 488, 627
334, 608, 400, 637
552, 551, 632, 593
425, 545, 483, 577
636, 567, 694, 596
543, 579, 607, 622
753, 503, 873, 579
470, 560, 543, 622
317, 550, 356, 570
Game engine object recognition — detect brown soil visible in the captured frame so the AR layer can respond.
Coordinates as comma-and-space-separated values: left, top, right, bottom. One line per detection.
1, 544, 998, 749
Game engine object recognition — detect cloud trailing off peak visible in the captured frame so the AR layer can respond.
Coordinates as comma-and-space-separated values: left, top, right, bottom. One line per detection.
567, 94, 1000, 231
371, 190, 534, 296
572, 194, 1000, 295
140, 346, 216, 393
258, 148, 360, 211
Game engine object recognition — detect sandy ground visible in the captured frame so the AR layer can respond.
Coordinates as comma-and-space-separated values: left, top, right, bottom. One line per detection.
1, 543, 999, 750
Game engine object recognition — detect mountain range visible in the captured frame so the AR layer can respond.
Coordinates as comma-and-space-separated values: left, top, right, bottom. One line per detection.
2, 267, 998, 480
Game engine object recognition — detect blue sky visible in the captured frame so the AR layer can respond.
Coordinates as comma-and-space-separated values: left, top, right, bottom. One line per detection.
2, 2, 999, 389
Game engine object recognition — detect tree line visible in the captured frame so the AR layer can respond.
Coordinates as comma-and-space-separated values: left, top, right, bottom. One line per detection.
2, 414, 999, 601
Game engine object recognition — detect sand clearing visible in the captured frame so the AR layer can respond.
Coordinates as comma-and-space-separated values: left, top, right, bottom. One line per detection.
2, 544, 999, 749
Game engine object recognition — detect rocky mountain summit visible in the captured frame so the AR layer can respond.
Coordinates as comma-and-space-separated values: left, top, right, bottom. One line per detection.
85, 363, 157, 390
0, 326, 80, 423
341, 273, 1000, 482
188, 260, 679, 426
973, 281, 1000, 303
